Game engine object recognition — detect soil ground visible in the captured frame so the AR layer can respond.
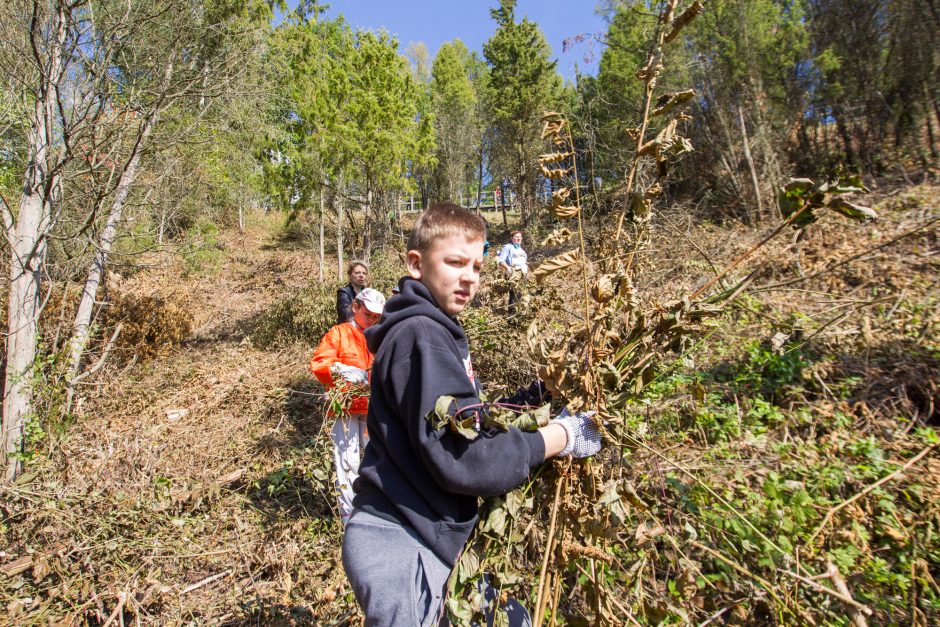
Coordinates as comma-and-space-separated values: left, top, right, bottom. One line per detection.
1, 183, 938, 625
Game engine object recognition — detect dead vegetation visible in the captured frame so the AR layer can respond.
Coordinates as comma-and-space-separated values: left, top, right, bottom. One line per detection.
0, 184, 938, 624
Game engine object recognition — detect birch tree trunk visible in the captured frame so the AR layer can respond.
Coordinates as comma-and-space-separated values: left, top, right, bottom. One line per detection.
362, 185, 373, 260
2, 167, 50, 483
737, 105, 764, 221
336, 181, 345, 280
2, 1, 66, 482
319, 189, 325, 282
67, 112, 156, 385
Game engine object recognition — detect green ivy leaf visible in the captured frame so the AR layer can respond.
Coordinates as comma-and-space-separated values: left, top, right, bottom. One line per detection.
481, 498, 508, 535
455, 415, 479, 440
508, 403, 550, 431
456, 549, 480, 585
434, 395, 456, 425
447, 597, 474, 622
485, 406, 513, 431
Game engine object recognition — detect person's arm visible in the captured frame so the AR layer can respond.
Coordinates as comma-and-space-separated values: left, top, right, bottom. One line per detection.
496, 245, 512, 273
496, 381, 569, 460
539, 423, 568, 459
309, 327, 341, 388
382, 320, 546, 498
336, 287, 354, 323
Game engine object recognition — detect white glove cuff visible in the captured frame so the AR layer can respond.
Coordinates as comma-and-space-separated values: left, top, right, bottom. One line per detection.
558, 418, 576, 457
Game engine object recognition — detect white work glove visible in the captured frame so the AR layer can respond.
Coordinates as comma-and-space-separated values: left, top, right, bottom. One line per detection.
552, 409, 602, 458
330, 363, 369, 385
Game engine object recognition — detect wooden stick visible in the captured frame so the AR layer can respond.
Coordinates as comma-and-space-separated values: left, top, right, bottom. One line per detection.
550, 573, 562, 626
101, 592, 126, 627
180, 569, 231, 595
826, 559, 869, 626
607, 593, 644, 627
808, 444, 936, 544
690, 202, 812, 301
780, 568, 872, 617
691, 541, 780, 604
533, 461, 569, 627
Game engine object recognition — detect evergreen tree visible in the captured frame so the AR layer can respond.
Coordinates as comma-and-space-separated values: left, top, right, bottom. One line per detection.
262, 7, 352, 219
483, 0, 561, 221
686, 0, 810, 220
334, 29, 433, 256
593, 2, 657, 181
430, 40, 478, 202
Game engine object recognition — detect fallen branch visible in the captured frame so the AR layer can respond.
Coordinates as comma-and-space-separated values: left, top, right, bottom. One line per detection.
71, 321, 125, 386
0, 543, 66, 578
533, 460, 569, 627
826, 559, 869, 626
0, 555, 33, 578
755, 216, 939, 293
101, 591, 127, 627
180, 569, 232, 595
216, 468, 247, 486
779, 568, 872, 617
808, 443, 936, 545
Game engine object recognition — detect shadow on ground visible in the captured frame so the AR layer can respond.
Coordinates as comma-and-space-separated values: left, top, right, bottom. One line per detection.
250, 376, 338, 523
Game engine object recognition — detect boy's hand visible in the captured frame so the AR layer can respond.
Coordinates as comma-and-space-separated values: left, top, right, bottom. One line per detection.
552, 410, 602, 458
330, 363, 369, 385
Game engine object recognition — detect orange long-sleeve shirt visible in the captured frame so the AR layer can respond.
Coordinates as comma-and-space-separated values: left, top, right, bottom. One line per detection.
309, 321, 374, 415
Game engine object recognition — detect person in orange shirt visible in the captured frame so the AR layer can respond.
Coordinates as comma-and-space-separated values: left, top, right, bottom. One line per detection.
309, 288, 386, 524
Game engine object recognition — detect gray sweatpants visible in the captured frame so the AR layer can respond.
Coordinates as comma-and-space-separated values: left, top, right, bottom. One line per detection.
342, 509, 451, 626
342, 510, 533, 627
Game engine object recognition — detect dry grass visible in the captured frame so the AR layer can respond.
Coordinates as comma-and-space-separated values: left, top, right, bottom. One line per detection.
0, 185, 937, 625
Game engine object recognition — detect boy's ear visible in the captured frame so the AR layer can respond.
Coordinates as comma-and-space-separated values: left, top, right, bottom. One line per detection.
406, 250, 422, 279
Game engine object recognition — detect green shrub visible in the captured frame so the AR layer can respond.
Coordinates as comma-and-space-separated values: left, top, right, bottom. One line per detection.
181, 219, 225, 274
251, 252, 406, 348
251, 283, 337, 348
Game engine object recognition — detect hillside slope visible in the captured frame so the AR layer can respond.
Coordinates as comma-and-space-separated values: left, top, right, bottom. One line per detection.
1, 184, 938, 625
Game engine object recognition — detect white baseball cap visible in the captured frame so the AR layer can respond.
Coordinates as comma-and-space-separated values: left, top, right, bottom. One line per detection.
356, 288, 386, 314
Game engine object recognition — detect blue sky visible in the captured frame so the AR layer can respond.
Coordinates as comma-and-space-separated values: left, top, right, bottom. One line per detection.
285, 1, 609, 81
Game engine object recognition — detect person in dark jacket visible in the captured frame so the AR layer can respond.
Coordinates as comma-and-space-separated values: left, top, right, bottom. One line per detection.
341, 203, 601, 626
336, 260, 370, 324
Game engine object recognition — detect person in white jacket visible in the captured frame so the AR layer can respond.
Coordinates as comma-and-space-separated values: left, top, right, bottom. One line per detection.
496, 230, 528, 313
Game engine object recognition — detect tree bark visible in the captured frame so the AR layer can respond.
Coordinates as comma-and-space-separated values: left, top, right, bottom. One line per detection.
362, 185, 373, 260
336, 181, 345, 280
2, 1, 66, 482
67, 112, 156, 385
3, 180, 49, 483
737, 105, 765, 221
833, 105, 858, 168
318, 189, 325, 282
925, 83, 939, 160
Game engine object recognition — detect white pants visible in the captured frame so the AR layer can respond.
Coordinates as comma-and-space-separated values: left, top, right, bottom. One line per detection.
331, 413, 369, 524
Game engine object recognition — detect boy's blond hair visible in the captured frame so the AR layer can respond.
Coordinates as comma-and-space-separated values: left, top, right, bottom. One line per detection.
407, 203, 486, 253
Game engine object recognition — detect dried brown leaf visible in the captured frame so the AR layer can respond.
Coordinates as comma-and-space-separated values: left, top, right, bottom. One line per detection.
552, 204, 580, 219
533, 249, 580, 284
540, 227, 574, 247
652, 89, 695, 117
